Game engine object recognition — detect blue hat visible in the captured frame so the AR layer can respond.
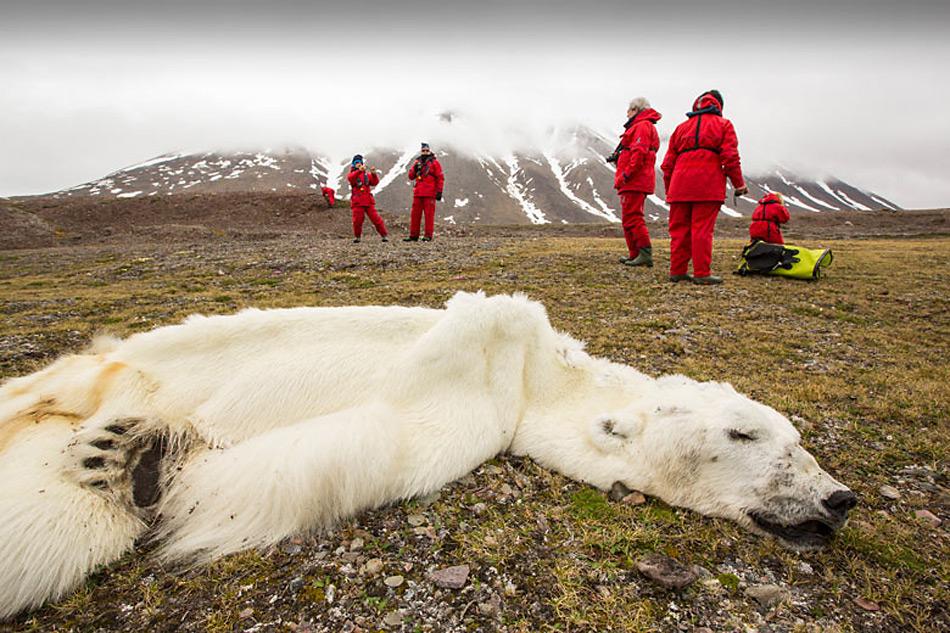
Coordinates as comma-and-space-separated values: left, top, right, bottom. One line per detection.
351, 154, 364, 166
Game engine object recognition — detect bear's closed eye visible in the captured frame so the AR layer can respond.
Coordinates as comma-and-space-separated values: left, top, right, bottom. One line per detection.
728, 429, 757, 442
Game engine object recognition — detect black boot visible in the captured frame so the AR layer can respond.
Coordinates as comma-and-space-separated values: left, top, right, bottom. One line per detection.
421, 236, 433, 242
692, 275, 723, 285
669, 274, 692, 283
624, 247, 653, 267
353, 237, 361, 243
403, 236, 418, 242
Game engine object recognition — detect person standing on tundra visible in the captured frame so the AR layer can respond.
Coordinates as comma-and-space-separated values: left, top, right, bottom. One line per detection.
404, 143, 444, 242
613, 97, 662, 267
661, 90, 748, 284
347, 154, 389, 243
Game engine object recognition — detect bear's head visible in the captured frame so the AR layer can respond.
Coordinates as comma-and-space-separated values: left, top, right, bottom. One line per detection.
588, 376, 857, 549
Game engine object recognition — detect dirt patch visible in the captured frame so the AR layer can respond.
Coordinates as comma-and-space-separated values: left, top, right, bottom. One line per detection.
8, 192, 948, 249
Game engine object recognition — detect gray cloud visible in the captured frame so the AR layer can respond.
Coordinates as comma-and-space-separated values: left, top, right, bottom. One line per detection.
2, 0, 949, 207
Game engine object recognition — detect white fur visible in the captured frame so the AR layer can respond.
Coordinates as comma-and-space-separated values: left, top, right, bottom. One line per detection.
0, 291, 852, 619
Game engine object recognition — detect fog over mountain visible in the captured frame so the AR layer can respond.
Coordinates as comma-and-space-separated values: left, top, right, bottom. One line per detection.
2, 0, 949, 208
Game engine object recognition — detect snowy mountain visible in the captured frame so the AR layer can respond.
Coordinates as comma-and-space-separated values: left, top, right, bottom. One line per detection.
46, 129, 899, 224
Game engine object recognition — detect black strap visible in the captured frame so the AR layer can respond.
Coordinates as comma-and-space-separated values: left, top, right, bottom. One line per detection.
680, 114, 720, 154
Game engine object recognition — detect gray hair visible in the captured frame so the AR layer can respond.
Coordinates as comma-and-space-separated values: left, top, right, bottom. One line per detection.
628, 97, 651, 111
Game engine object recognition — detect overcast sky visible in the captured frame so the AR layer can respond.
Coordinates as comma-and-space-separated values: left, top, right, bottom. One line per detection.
2, 0, 949, 208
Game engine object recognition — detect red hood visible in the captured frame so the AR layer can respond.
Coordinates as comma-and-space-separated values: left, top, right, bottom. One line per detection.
759, 193, 783, 205
691, 93, 723, 112
634, 108, 662, 124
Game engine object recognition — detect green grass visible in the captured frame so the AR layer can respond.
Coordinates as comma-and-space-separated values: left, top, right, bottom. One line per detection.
0, 235, 947, 631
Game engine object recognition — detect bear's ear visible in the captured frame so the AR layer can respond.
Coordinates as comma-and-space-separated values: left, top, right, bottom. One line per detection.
588, 413, 643, 453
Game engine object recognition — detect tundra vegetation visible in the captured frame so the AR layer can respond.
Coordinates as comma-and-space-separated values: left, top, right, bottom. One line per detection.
0, 228, 946, 632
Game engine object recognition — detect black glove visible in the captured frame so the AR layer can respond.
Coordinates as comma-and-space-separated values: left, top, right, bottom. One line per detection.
435, 191, 443, 201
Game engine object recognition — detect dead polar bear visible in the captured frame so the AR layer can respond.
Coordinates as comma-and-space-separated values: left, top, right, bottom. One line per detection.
0, 291, 856, 619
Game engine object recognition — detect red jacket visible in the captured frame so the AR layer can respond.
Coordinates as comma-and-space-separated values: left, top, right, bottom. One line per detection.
661, 94, 745, 202
408, 156, 444, 198
614, 108, 662, 194
347, 168, 379, 207
321, 187, 336, 206
749, 193, 790, 244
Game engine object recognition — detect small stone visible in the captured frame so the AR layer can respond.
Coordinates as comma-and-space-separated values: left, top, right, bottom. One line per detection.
879, 485, 901, 500
914, 509, 942, 528
854, 596, 880, 611
609, 481, 632, 502
407, 513, 426, 527
429, 564, 470, 589
413, 526, 437, 539
364, 558, 384, 575
745, 584, 791, 610
239, 607, 254, 619
341, 551, 360, 563
349, 537, 364, 551
636, 554, 698, 589
383, 610, 404, 626
477, 594, 502, 617
417, 490, 441, 506
691, 565, 713, 579
700, 578, 723, 593
622, 491, 647, 505
472, 502, 488, 515
499, 483, 515, 497
797, 561, 814, 575
384, 575, 404, 588
503, 580, 517, 597
484, 464, 503, 475
282, 542, 303, 555
288, 577, 305, 592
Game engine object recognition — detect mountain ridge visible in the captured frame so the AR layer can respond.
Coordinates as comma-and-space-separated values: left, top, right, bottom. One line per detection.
33, 130, 900, 224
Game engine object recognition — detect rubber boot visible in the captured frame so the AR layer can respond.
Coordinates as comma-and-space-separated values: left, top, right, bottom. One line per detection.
624, 247, 653, 267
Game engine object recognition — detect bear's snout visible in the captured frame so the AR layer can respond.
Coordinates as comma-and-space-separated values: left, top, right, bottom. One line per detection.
822, 489, 858, 522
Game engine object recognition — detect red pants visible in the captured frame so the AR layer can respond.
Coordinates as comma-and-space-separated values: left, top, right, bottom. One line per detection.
620, 192, 651, 257
409, 196, 436, 239
352, 205, 388, 238
668, 201, 721, 277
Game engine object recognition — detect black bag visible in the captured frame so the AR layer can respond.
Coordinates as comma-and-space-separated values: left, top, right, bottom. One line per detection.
736, 240, 833, 281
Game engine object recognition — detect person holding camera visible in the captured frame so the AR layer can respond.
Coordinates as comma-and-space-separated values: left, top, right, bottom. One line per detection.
347, 154, 389, 243
610, 97, 662, 267
404, 143, 444, 242
661, 90, 748, 284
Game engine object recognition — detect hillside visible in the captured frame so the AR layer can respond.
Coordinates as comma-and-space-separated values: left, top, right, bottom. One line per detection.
29, 130, 900, 224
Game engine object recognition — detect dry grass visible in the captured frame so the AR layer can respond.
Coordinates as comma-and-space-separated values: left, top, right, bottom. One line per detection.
0, 234, 947, 632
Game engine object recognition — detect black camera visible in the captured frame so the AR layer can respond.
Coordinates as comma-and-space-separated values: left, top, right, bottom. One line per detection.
605, 151, 620, 164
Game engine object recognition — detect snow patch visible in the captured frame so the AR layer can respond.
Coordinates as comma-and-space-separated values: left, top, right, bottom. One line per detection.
543, 151, 619, 222
454, 198, 469, 208
116, 191, 142, 198
503, 155, 549, 225
647, 194, 669, 210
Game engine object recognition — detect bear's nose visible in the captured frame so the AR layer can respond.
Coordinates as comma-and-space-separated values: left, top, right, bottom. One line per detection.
822, 490, 858, 518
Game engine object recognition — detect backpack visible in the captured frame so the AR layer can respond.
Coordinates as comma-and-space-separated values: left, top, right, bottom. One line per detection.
737, 240, 833, 281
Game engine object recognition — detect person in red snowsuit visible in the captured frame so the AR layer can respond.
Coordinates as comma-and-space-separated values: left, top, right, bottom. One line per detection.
321, 186, 336, 207
404, 143, 444, 242
661, 90, 748, 284
613, 97, 662, 267
749, 192, 790, 244
346, 154, 388, 243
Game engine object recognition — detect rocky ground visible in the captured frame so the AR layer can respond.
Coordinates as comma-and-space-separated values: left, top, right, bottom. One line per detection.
0, 212, 948, 632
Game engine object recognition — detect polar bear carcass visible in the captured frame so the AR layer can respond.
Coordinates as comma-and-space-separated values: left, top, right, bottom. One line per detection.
0, 291, 856, 619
